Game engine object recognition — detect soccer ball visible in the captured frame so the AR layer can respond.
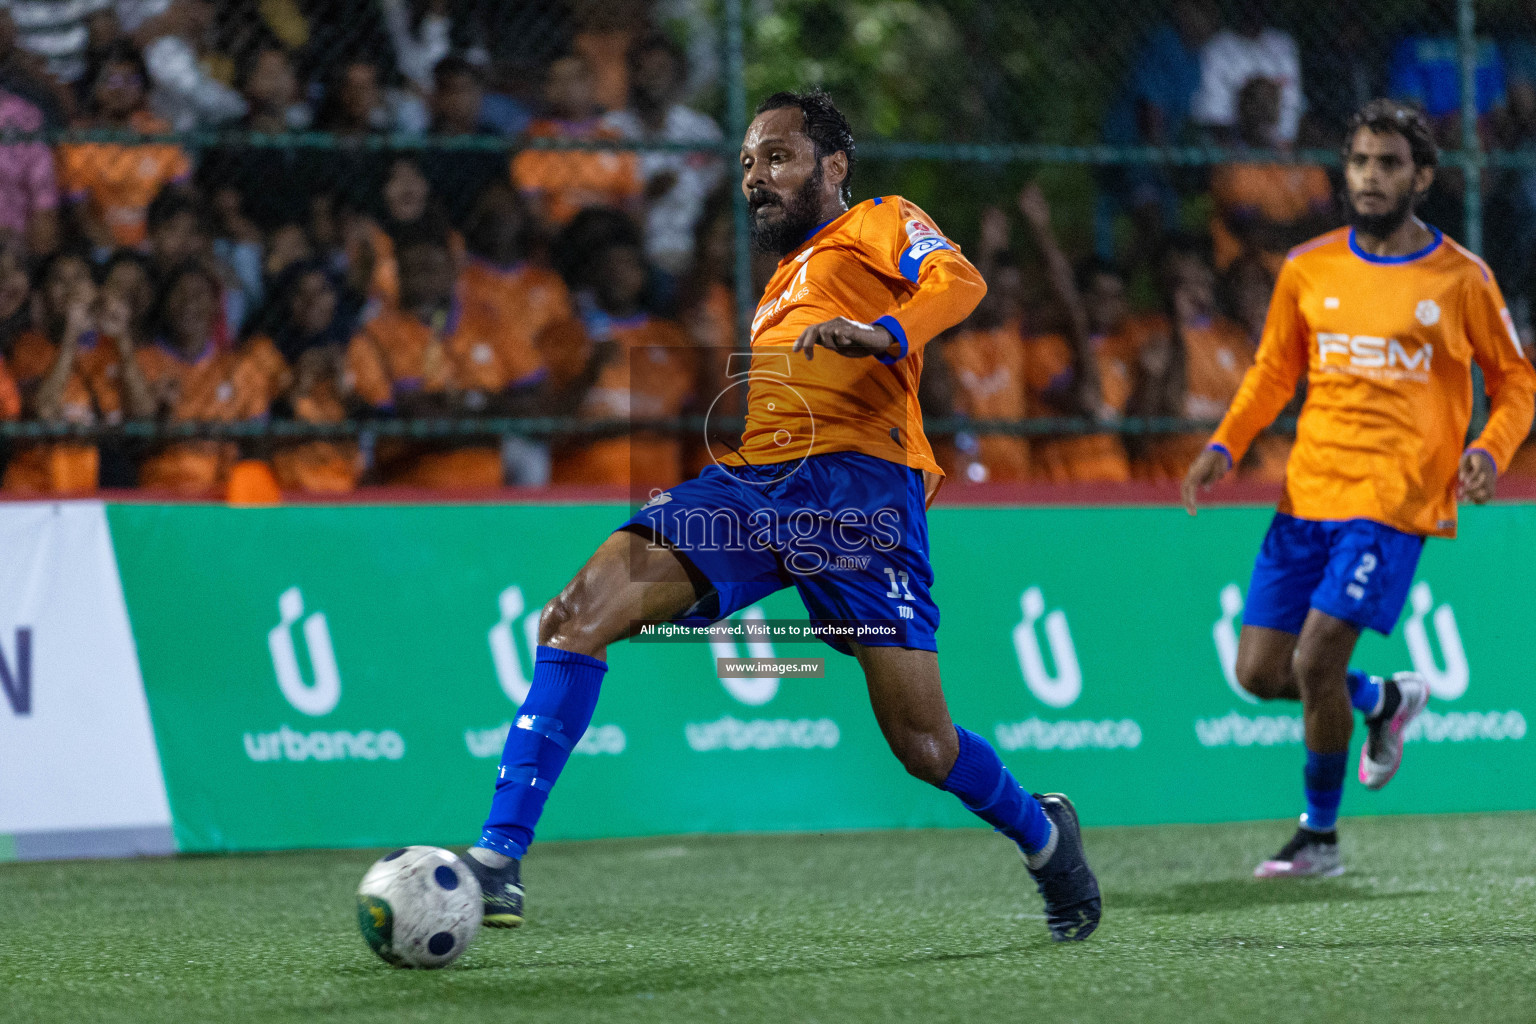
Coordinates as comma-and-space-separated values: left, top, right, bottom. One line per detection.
356, 846, 482, 968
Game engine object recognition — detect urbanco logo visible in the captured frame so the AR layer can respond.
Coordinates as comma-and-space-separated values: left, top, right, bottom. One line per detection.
488, 585, 543, 705
1213, 583, 1258, 704
685, 604, 841, 752
268, 587, 341, 716
466, 585, 625, 758
1012, 586, 1081, 708
1403, 581, 1468, 700
708, 605, 777, 706
996, 587, 1139, 751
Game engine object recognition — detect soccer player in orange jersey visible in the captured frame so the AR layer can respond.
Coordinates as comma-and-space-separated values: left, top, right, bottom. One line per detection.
1184, 101, 1536, 878
461, 91, 1101, 943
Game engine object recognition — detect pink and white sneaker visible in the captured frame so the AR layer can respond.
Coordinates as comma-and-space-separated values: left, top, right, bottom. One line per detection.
1254, 823, 1343, 878
1358, 671, 1430, 791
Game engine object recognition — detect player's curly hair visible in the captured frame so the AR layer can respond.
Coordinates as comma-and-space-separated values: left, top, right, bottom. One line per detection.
755, 90, 856, 204
1345, 99, 1439, 169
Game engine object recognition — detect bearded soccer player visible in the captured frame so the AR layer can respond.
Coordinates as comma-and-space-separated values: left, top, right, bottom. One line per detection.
460, 91, 1101, 941
1184, 100, 1536, 878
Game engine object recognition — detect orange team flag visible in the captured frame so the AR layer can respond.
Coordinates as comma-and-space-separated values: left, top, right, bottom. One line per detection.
58, 111, 191, 247
511, 119, 639, 228
732, 196, 986, 479
1209, 227, 1536, 537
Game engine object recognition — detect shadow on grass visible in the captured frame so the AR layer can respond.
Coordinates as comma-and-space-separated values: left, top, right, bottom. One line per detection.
1113, 879, 1424, 915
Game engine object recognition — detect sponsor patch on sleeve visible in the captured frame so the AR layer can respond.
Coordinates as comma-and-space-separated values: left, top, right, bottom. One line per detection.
899, 236, 954, 283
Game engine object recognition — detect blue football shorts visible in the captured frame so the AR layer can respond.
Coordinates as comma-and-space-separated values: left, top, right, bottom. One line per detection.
617, 451, 938, 655
1243, 512, 1425, 636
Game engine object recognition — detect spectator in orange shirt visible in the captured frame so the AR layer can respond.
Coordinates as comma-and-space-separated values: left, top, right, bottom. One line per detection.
249, 259, 364, 494
541, 226, 698, 493
570, 0, 648, 113
364, 154, 466, 309
1210, 76, 1335, 274
1129, 242, 1261, 481
936, 204, 1031, 484
677, 191, 740, 476
5, 249, 155, 493
420, 55, 509, 229
1018, 184, 1155, 483
59, 41, 192, 251
459, 185, 573, 484
511, 53, 641, 235
134, 261, 279, 494
345, 234, 531, 489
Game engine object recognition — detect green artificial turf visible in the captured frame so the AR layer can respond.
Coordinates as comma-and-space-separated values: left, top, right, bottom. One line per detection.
3, 814, 1535, 1023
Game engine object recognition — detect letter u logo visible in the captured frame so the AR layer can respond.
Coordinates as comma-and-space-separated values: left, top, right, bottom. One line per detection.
1213, 583, 1258, 703
709, 605, 777, 705
489, 585, 543, 706
1403, 581, 1469, 699
268, 587, 341, 716
1012, 587, 1081, 708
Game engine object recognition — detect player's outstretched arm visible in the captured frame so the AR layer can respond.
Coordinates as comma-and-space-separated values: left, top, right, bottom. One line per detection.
1458, 449, 1497, 504
1182, 446, 1230, 515
792, 317, 899, 361
1460, 271, 1536, 505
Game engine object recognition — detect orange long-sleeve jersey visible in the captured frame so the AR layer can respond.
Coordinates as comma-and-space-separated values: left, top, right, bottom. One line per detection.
728, 196, 986, 475
1209, 226, 1536, 537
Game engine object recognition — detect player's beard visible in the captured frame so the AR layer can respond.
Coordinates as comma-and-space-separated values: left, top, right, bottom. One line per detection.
749, 163, 825, 257
1346, 185, 1418, 240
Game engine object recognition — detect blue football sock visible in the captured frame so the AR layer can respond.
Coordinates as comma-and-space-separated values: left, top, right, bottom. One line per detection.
1346, 669, 1383, 717
942, 726, 1053, 854
1302, 748, 1347, 833
478, 646, 606, 860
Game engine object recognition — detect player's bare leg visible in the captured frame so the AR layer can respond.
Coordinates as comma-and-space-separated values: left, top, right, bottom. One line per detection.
467, 530, 702, 926
854, 644, 1100, 941
538, 529, 702, 657
1255, 609, 1360, 879
1234, 625, 1302, 701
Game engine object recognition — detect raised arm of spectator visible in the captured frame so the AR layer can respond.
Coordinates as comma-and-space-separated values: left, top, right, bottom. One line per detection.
974, 205, 1010, 286
141, 30, 247, 128
378, 0, 452, 94
31, 298, 89, 421
1017, 183, 1104, 417
97, 290, 156, 420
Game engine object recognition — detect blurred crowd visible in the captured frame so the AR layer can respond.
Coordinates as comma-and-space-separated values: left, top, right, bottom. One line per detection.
0, 0, 1531, 497
0, 0, 738, 496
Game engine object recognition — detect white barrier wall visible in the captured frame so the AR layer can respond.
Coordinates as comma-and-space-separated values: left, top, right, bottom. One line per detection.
0, 503, 173, 860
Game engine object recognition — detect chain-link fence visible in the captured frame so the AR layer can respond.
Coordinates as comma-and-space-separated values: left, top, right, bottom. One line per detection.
0, 0, 1530, 496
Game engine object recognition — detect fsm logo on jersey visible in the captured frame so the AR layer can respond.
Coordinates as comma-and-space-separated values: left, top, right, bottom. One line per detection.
464, 585, 627, 759
1196, 581, 1525, 748
995, 586, 1141, 752
244, 587, 407, 763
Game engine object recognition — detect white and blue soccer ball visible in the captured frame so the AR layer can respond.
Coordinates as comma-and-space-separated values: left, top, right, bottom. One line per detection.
357, 846, 482, 968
